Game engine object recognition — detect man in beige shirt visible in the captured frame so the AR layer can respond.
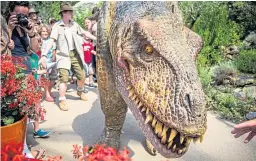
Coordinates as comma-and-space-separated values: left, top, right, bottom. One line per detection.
40, 3, 96, 111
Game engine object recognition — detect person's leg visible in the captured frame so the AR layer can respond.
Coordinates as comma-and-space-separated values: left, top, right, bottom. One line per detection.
88, 63, 97, 88
33, 102, 50, 137
84, 63, 89, 85
44, 80, 54, 102
48, 80, 56, 97
70, 50, 87, 101
58, 68, 69, 111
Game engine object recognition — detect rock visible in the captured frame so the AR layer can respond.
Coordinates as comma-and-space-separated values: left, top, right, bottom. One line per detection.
233, 88, 242, 93
215, 85, 226, 92
234, 74, 256, 87
234, 91, 247, 100
243, 86, 256, 99
224, 45, 240, 56
223, 79, 230, 85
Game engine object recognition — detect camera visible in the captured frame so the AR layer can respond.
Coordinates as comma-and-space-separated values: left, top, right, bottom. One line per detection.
16, 14, 31, 29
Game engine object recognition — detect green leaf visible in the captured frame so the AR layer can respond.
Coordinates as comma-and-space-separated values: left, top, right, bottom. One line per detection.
2, 116, 15, 126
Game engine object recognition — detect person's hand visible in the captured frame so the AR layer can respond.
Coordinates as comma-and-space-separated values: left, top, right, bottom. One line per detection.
8, 40, 15, 50
19, 20, 35, 36
32, 68, 38, 75
39, 57, 47, 69
231, 118, 256, 143
8, 15, 18, 31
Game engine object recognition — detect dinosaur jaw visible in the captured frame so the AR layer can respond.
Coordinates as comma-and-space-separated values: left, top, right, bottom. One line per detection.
115, 79, 202, 158
127, 87, 203, 158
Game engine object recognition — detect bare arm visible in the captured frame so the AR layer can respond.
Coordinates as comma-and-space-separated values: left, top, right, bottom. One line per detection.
83, 31, 96, 41
91, 50, 96, 55
29, 36, 40, 53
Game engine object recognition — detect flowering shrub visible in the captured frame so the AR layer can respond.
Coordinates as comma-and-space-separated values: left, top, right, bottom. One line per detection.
1, 143, 132, 161
71, 144, 131, 161
1, 55, 47, 126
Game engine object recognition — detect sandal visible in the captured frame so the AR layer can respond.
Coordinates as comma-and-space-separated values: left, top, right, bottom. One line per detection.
33, 148, 46, 159
45, 96, 54, 102
50, 92, 56, 98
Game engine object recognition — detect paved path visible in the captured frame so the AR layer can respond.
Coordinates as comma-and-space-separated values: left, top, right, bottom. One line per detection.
27, 84, 256, 161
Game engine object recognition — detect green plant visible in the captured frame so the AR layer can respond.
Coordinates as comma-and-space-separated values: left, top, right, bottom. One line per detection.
73, 1, 103, 28
243, 32, 256, 50
211, 61, 238, 85
197, 65, 212, 89
211, 91, 256, 122
234, 49, 256, 74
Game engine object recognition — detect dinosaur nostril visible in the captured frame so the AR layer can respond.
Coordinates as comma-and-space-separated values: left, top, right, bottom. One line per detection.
185, 94, 192, 109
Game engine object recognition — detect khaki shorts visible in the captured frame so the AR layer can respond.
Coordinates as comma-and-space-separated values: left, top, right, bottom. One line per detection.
58, 50, 85, 83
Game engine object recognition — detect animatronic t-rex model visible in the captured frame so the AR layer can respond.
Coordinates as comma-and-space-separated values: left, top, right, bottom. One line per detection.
95, 1, 207, 158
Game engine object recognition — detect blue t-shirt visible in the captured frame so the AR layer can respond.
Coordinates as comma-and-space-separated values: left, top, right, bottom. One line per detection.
11, 28, 32, 74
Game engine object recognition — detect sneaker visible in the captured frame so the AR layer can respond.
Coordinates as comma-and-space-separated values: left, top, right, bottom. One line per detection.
89, 83, 97, 88
33, 129, 51, 138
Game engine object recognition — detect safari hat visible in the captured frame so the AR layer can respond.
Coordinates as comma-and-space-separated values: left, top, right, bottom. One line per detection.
59, 2, 73, 14
29, 8, 38, 14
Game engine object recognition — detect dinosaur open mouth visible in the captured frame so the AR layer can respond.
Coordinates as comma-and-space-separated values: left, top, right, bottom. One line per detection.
127, 85, 203, 156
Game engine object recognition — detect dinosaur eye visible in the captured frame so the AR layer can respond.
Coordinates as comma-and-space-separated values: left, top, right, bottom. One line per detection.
145, 45, 153, 54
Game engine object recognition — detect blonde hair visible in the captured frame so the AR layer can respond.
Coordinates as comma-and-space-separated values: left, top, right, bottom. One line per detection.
38, 24, 51, 36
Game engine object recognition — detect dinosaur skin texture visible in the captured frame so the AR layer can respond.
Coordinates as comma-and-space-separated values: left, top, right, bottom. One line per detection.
95, 1, 207, 158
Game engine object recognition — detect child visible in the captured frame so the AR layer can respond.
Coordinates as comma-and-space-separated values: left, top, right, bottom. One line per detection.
28, 49, 51, 138
39, 24, 58, 102
82, 36, 97, 88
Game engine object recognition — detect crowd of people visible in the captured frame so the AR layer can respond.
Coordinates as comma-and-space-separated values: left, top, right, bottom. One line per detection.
1, 1, 99, 159
1, 1, 255, 160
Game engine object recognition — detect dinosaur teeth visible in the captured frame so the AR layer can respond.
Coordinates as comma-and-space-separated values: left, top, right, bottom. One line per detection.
172, 144, 176, 152
138, 101, 143, 108
141, 106, 146, 112
146, 108, 150, 115
180, 135, 185, 144
167, 140, 173, 149
168, 129, 178, 143
128, 89, 135, 97
193, 137, 200, 144
131, 94, 137, 100
186, 137, 192, 146
177, 149, 182, 155
161, 126, 168, 137
135, 98, 140, 104
161, 133, 167, 144
155, 121, 163, 135
127, 86, 132, 90
144, 112, 153, 124
200, 135, 204, 143
152, 117, 157, 128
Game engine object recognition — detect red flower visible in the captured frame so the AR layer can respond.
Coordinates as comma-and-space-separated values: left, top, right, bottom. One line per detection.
1, 142, 26, 161
1, 55, 48, 126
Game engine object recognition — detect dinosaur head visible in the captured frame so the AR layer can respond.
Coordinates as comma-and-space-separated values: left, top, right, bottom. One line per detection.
112, 2, 207, 158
